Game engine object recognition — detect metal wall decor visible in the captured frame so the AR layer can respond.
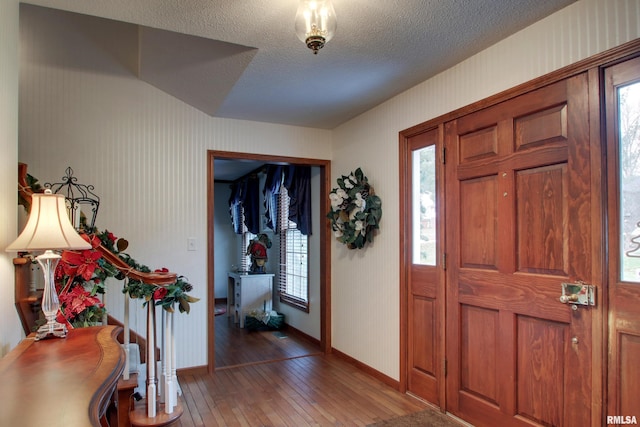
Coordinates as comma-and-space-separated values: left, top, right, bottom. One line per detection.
46, 167, 100, 230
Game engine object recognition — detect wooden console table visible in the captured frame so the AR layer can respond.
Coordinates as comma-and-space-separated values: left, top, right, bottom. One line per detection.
0, 325, 125, 427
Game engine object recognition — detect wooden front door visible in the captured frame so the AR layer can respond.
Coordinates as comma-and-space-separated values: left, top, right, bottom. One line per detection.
404, 128, 445, 406
444, 74, 596, 426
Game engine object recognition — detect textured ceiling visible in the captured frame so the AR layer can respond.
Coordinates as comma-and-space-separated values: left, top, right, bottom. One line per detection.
23, 0, 577, 130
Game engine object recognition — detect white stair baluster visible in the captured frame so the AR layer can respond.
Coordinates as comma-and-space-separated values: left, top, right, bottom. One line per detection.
164, 306, 174, 414
146, 302, 156, 418
123, 290, 130, 381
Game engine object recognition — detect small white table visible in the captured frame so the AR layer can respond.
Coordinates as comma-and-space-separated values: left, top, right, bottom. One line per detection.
227, 272, 274, 328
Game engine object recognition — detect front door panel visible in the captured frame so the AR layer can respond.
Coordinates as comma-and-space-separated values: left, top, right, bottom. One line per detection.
445, 75, 593, 426
406, 128, 443, 405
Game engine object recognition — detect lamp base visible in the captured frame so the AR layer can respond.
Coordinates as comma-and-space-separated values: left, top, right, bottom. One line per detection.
35, 321, 67, 340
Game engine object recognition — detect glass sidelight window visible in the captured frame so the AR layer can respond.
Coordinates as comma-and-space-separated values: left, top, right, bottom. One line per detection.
619, 81, 640, 283
412, 145, 437, 265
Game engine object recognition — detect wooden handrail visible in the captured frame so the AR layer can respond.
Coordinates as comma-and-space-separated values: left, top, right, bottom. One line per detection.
17, 163, 31, 202
95, 244, 177, 285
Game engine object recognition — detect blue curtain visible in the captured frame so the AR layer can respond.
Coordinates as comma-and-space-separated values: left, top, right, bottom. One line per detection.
283, 165, 312, 236
263, 165, 283, 233
241, 175, 261, 234
229, 165, 312, 236
228, 182, 243, 234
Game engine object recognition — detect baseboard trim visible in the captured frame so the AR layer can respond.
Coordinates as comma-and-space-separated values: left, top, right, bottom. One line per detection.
283, 323, 322, 348
177, 365, 209, 376
331, 347, 400, 391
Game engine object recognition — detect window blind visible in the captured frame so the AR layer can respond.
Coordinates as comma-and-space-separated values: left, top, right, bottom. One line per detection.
278, 186, 309, 310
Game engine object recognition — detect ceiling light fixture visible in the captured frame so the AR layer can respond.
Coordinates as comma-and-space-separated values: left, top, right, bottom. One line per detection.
295, 0, 337, 55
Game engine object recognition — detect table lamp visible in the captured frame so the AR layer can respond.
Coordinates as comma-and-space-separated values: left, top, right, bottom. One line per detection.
6, 189, 91, 340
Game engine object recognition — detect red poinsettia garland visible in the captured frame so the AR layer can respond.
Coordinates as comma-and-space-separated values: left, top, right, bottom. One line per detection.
57, 286, 103, 320
51, 229, 198, 329
55, 233, 108, 327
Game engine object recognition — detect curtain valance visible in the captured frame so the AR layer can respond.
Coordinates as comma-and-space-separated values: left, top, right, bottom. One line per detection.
229, 165, 312, 236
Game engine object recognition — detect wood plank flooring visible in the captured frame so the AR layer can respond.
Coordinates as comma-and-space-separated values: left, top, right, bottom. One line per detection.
214, 313, 321, 369
170, 310, 432, 426
176, 355, 430, 426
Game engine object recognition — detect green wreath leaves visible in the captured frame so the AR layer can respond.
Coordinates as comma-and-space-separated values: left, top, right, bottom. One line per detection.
327, 168, 382, 249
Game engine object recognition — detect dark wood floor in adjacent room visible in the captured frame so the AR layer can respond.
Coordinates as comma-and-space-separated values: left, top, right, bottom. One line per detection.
171, 312, 432, 426
214, 313, 322, 369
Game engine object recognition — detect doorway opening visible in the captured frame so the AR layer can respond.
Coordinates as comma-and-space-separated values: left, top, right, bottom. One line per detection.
206, 150, 331, 374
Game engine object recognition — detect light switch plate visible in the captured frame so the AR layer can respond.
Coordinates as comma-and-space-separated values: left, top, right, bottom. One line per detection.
187, 238, 197, 251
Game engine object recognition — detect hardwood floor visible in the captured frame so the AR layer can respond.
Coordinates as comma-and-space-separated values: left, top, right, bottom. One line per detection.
171, 310, 432, 426
176, 354, 431, 426
214, 312, 321, 369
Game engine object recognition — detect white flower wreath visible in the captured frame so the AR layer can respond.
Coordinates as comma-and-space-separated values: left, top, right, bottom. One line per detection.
327, 168, 382, 249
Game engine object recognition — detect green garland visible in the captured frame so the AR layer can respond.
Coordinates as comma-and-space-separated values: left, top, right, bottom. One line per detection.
327, 168, 382, 249
94, 228, 199, 314
20, 172, 198, 326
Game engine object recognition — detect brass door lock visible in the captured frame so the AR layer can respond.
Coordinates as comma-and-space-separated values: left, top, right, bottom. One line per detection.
559, 281, 596, 309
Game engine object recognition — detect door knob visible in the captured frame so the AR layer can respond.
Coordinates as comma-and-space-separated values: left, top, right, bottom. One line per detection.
559, 294, 579, 304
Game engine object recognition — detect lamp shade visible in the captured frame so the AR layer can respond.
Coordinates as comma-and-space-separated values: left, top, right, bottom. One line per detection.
6, 190, 92, 252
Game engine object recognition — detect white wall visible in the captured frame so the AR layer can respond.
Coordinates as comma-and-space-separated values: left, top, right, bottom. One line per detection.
330, 0, 640, 380
0, 0, 23, 357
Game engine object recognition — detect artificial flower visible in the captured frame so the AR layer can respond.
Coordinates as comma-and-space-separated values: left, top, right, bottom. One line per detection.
60, 286, 103, 317
329, 192, 343, 209
354, 192, 366, 211
61, 249, 103, 281
153, 286, 168, 300
344, 176, 355, 189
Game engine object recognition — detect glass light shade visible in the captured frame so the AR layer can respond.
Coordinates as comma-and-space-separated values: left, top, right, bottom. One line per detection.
295, 0, 337, 54
6, 190, 91, 252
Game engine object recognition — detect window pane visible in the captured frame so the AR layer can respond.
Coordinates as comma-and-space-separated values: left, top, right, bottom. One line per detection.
412, 145, 436, 265
619, 82, 640, 283
284, 227, 308, 300
242, 230, 256, 272
278, 185, 309, 308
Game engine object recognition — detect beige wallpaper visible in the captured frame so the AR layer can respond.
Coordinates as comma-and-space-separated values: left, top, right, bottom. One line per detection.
0, 0, 22, 357
13, 0, 640, 378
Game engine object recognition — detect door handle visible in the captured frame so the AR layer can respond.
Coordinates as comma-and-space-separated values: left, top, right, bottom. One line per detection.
559, 281, 596, 308
559, 293, 579, 304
